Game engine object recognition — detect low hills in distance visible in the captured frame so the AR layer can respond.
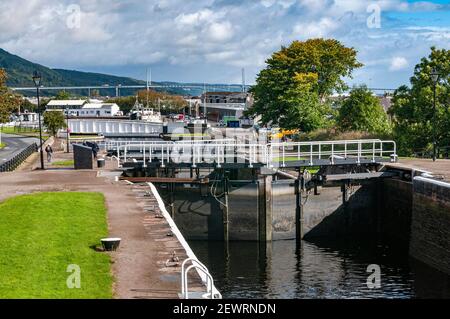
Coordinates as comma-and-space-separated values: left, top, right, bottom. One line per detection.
0, 48, 241, 97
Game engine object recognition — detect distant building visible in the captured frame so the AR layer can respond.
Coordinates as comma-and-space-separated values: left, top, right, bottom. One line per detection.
200, 92, 253, 121
45, 99, 120, 117
202, 92, 248, 104
75, 103, 121, 117
46, 99, 87, 110
17, 111, 39, 122
378, 95, 393, 112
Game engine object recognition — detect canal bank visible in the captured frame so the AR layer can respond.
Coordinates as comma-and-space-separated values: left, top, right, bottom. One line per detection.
137, 161, 450, 287
0, 150, 215, 299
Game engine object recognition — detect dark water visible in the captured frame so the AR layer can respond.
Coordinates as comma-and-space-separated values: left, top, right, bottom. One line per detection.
189, 239, 450, 299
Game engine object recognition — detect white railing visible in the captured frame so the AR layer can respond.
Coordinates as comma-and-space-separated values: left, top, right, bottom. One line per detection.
267, 139, 397, 167
114, 139, 397, 168
101, 138, 237, 152
181, 258, 222, 299
147, 182, 222, 300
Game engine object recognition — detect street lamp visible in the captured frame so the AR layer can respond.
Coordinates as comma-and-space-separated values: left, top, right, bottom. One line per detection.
66, 106, 70, 153
431, 67, 440, 162
32, 71, 44, 170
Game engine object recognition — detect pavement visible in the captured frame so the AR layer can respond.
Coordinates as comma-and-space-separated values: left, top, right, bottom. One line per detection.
387, 158, 450, 181
0, 133, 40, 163
0, 147, 204, 299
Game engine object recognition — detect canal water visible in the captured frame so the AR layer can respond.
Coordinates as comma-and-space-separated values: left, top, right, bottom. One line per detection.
189, 238, 450, 299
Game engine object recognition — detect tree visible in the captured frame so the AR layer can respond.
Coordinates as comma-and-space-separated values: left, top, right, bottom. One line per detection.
106, 96, 135, 114
337, 85, 391, 135
0, 69, 21, 123
246, 38, 363, 131
54, 90, 71, 100
44, 111, 66, 137
107, 90, 187, 115
389, 47, 450, 156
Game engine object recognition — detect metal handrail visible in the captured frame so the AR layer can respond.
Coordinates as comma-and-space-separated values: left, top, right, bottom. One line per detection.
181, 259, 222, 299
113, 139, 397, 168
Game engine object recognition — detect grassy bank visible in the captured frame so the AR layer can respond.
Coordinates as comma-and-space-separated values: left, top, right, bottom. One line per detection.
0, 192, 112, 298
52, 160, 75, 167
0, 126, 49, 139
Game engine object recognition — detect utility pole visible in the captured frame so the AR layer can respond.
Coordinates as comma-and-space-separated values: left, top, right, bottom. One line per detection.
431, 68, 440, 162
203, 83, 207, 120
66, 106, 70, 153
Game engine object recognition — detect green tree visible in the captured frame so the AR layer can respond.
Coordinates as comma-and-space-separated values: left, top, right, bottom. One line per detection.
108, 90, 187, 115
337, 85, 391, 134
389, 47, 450, 156
43, 111, 66, 137
0, 69, 21, 123
54, 90, 71, 100
246, 38, 363, 131
106, 96, 135, 114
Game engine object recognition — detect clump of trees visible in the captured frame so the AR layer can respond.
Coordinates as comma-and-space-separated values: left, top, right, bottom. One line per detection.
389, 47, 449, 156
337, 85, 391, 135
108, 90, 187, 115
246, 38, 363, 131
247, 38, 449, 156
0, 69, 21, 123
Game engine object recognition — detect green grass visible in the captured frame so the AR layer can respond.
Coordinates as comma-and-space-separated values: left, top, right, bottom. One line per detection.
0, 142, 5, 149
171, 133, 208, 137
52, 160, 75, 167
0, 126, 49, 139
0, 192, 112, 299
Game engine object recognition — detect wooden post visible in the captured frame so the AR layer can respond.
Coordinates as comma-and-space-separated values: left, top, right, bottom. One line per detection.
258, 173, 273, 242
170, 182, 175, 219
295, 169, 304, 242
223, 172, 229, 242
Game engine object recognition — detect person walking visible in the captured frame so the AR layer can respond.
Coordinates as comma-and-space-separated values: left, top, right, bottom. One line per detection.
45, 145, 53, 163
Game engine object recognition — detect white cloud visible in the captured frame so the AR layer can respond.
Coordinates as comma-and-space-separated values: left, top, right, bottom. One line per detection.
389, 57, 409, 71
207, 22, 234, 42
293, 17, 338, 38
0, 0, 447, 87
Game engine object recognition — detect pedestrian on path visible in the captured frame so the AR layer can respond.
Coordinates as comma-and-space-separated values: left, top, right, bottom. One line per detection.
45, 145, 53, 163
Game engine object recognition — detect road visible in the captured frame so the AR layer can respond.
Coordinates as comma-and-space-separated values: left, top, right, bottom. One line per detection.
0, 133, 40, 163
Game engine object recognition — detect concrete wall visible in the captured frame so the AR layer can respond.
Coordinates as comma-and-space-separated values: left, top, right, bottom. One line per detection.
410, 177, 450, 275
161, 181, 259, 241
379, 179, 413, 245
303, 183, 378, 239
165, 178, 379, 242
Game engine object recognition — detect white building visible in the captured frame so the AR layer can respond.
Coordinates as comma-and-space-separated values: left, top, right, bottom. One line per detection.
46, 99, 121, 117
75, 103, 121, 117
46, 99, 87, 110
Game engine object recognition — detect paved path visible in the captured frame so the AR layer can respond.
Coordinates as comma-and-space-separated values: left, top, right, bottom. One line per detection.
0, 150, 204, 299
0, 133, 39, 163
387, 158, 450, 181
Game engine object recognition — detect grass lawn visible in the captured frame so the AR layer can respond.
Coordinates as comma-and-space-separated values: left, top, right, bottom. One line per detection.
0, 126, 49, 139
0, 192, 112, 298
52, 160, 75, 167
0, 142, 5, 149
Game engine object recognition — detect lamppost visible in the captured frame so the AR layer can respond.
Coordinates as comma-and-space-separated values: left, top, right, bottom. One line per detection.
32, 71, 44, 170
66, 106, 70, 153
430, 67, 440, 162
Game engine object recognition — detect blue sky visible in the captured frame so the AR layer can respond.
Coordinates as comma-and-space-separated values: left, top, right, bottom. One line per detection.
0, 0, 448, 89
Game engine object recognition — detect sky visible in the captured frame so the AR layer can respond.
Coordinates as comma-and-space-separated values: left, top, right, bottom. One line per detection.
0, 0, 448, 89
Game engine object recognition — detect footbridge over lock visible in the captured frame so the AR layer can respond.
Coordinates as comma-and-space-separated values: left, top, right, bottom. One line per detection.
106, 139, 403, 243
104, 139, 398, 170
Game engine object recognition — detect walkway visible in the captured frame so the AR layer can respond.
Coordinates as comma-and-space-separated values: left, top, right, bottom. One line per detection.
0, 148, 203, 298
387, 158, 450, 181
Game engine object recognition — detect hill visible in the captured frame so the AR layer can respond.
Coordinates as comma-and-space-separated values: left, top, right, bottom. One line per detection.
0, 48, 188, 95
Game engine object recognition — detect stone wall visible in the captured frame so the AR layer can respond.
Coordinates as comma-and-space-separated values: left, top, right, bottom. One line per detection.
410, 176, 450, 275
